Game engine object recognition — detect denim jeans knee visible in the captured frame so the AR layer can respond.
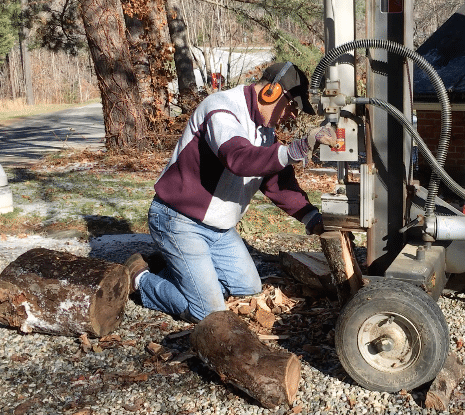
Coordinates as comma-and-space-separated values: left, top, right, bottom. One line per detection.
139, 197, 261, 321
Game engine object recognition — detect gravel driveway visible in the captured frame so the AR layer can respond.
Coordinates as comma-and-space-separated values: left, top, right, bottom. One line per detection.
1, 230, 465, 415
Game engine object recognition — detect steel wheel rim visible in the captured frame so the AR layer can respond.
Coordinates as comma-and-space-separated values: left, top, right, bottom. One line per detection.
357, 312, 421, 373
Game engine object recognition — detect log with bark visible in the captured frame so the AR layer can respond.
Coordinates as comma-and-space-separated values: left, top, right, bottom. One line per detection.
319, 231, 363, 306
425, 353, 465, 411
0, 248, 129, 337
190, 310, 300, 409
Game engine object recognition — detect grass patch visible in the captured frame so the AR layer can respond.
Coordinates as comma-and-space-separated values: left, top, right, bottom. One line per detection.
1, 155, 323, 241
2, 165, 154, 238
237, 189, 321, 237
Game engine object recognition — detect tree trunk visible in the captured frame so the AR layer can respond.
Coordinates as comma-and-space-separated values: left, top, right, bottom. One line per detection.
20, 0, 34, 105
320, 231, 363, 306
0, 248, 129, 337
6, 53, 16, 101
166, 0, 197, 112
122, 0, 172, 120
79, 0, 148, 151
190, 310, 301, 409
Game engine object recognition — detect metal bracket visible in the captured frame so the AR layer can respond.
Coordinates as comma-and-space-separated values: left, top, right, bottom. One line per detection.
360, 163, 375, 228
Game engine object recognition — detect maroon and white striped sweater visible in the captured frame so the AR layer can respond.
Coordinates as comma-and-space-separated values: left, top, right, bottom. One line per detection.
154, 84, 318, 230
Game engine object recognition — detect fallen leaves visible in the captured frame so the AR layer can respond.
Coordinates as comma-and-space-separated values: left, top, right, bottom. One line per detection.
13, 398, 39, 415
78, 333, 138, 354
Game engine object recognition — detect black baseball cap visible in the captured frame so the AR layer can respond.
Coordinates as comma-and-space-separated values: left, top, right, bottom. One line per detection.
261, 62, 315, 114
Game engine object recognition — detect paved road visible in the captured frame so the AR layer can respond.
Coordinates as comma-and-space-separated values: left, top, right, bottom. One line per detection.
0, 103, 105, 167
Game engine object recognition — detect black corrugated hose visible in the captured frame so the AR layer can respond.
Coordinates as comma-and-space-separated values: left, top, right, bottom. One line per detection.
310, 39, 452, 216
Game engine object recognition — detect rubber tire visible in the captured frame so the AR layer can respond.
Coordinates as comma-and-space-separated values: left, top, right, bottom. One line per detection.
335, 279, 449, 392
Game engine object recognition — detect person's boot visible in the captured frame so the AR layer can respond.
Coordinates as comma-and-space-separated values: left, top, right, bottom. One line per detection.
142, 251, 166, 274
125, 253, 149, 294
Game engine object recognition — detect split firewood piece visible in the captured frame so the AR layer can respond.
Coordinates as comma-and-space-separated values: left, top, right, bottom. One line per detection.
425, 353, 465, 411
319, 231, 363, 306
190, 310, 301, 409
279, 251, 334, 295
0, 247, 129, 337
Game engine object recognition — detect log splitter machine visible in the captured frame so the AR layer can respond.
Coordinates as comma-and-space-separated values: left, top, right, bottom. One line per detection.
313, 0, 465, 392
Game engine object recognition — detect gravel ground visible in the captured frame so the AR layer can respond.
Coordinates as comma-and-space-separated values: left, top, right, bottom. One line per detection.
1, 232, 465, 415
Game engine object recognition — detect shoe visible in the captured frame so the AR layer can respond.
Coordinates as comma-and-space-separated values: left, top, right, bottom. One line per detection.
142, 251, 167, 274
125, 253, 149, 294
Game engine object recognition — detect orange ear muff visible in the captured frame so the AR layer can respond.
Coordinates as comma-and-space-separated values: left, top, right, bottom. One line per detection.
260, 83, 283, 104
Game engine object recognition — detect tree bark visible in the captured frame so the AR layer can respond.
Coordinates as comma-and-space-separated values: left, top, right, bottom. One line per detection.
6, 53, 17, 101
166, 0, 197, 112
425, 353, 465, 411
166, 0, 196, 92
0, 248, 129, 337
190, 310, 301, 409
19, 0, 34, 105
79, 0, 148, 151
320, 231, 363, 306
122, 0, 172, 119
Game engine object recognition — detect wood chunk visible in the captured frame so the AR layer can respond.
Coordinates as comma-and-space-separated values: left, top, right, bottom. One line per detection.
256, 297, 271, 313
238, 304, 255, 315
255, 307, 276, 328
279, 251, 335, 295
425, 353, 465, 411
146, 342, 164, 356
319, 231, 363, 306
0, 248, 129, 337
191, 310, 301, 409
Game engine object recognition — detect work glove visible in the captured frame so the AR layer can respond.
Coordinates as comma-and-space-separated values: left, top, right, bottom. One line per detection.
305, 211, 324, 235
287, 126, 338, 166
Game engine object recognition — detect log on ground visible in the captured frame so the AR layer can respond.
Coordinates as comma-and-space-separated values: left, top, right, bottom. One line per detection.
0, 248, 129, 337
319, 231, 363, 306
425, 353, 465, 411
190, 310, 300, 409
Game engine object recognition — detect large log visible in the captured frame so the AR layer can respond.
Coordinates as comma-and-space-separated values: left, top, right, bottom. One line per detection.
425, 353, 465, 411
0, 248, 129, 337
190, 310, 300, 409
319, 231, 363, 306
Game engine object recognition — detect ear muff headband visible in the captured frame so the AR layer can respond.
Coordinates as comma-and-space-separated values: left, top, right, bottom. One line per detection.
261, 61, 293, 104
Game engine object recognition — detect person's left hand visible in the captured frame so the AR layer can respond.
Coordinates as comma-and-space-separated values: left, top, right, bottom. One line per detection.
307, 126, 338, 150
287, 125, 338, 166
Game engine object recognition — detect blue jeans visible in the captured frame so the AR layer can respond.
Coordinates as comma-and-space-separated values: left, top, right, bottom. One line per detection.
139, 197, 262, 321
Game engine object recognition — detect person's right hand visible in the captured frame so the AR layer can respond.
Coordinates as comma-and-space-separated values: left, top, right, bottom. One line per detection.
305, 212, 324, 235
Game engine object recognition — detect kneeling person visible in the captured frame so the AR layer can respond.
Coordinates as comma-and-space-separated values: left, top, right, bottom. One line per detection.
125, 62, 336, 323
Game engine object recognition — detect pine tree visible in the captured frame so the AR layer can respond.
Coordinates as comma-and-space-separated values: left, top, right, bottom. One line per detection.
0, 1, 20, 63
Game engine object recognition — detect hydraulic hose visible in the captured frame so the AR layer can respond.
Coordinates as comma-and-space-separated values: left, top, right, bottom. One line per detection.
311, 39, 452, 216
353, 97, 465, 200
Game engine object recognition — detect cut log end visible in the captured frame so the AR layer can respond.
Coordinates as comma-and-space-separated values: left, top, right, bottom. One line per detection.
285, 353, 301, 404
90, 264, 129, 336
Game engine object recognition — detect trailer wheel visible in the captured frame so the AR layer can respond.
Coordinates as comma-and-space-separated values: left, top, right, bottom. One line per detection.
335, 279, 449, 392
